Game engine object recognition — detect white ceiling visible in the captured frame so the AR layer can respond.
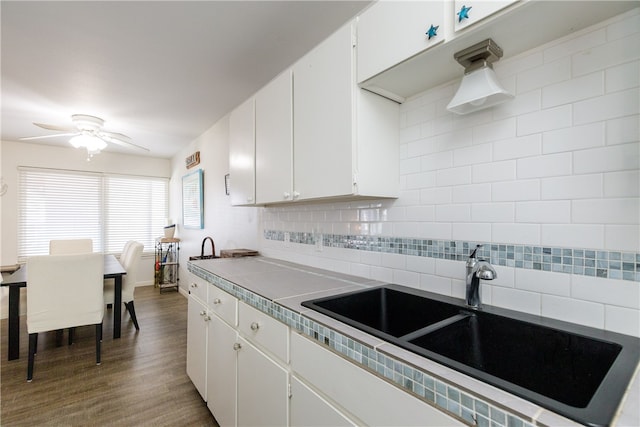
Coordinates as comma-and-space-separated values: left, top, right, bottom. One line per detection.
1, 1, 372, 158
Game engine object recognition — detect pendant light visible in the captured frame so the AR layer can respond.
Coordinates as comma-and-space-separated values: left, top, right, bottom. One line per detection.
447, 38, 513, 115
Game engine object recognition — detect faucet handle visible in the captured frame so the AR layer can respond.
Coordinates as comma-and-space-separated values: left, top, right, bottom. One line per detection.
469, 244, 483, 259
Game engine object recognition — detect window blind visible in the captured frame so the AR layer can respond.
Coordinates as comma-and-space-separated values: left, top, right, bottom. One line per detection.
18, 168, 168, 259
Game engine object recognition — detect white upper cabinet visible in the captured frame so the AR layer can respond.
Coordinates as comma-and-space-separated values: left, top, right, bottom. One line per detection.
357, 1, 444, 85
453, 0, 518, 32
292, 21, 399, 202
229, 97, 255, 206
255, 70, 294, 205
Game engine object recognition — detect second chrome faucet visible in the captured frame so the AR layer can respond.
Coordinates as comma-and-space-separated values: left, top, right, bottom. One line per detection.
465, 245, 497, 309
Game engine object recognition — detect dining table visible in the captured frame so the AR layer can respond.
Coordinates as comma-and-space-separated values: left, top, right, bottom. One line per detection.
1, 254, 126, 361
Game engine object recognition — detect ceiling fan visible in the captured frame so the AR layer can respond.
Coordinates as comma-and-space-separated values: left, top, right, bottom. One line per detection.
20, 114, 149, 159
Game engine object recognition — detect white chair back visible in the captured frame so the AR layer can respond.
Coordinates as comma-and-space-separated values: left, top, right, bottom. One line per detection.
27, 253, 104, 334
121, 241, 144, 302
49, 239, 93, 255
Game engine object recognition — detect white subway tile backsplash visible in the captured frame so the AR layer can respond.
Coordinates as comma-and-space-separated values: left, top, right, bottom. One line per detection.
515, 268, 571, 297
574, 142, 639, 174
606, 61, 639, 93
406, 103, 436, 127
543, 28, 606, 63
436, 166, 471, 187
452, 183, 492, 203
572, 32, 640, 76
492, 134, 542, 161
405, 171, 436, 190
491, 287, 541, 316
435, 258, 466, 281
517, 57, 571, 94
492, 223, 540, 245
604, 170, 640, 197
452, 223, 492, 242
492, 179, 540, 202
405, 206, 434, 222
572, 275, 640, 310
541, 294, 605, 329
542, 122, 605, 154
541, 174, 603, 200
393, 269, 420, 288
400, 157, 421, 174
406, 255, 436, 274
421, 151, 453, 171
472, 118, 517, 144
605, 225, 640, 252
606, 10, 640, 41
420, 187, 452, 205
419, 274, 453, 296
436, 204, 470, 223
606, 115, 640, 146
572, 198, 639, 224
421, 222, 452, 240
453, 143, 492, 166
517, 105, 572, 136
471, 202, 515, 223
542, 72, 604, 108
574, 88, 639, 125
517, 152, 572, 179
516, 200, 571, 224
541, 224, 604, 248
407, 136, 437, 158
472, 160, 516, 183
605, 305, 640, 337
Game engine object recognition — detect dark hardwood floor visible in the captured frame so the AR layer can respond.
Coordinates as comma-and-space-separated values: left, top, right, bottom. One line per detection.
1, 285, 219, 427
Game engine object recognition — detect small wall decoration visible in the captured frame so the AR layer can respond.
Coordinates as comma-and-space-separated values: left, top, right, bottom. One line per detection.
182, 168, 204, 229
185, 151, 200, 169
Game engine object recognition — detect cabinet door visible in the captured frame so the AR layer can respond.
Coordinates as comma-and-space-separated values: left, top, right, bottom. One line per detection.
255, 70, 294, 204
229, 97, 256, 206
290, 376, 358, 427
357, 1, 444, 83
293, 22, 355, 201
186, 294, 208, 401
237, 337, 289, 427
207, 315, 237, 427
453, 0, 518, 32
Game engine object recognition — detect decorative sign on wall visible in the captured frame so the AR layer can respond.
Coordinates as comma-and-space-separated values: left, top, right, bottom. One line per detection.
185, 151, 200, 169
182, 168, 204, 229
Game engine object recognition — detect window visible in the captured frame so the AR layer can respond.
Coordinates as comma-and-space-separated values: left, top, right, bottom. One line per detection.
18, 167, 168, 259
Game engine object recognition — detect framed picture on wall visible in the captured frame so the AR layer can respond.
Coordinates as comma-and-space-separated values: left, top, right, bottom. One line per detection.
182, 168, 204, 229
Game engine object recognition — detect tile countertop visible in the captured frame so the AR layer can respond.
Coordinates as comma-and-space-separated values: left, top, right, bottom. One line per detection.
188, 256, 640, 427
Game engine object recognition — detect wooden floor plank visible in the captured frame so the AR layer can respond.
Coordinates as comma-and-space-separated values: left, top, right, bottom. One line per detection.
1, 286, 218, 427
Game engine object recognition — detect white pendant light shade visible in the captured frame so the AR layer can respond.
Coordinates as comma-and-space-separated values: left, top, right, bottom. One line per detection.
447, 66, 513, 114
69, 134, 107, 151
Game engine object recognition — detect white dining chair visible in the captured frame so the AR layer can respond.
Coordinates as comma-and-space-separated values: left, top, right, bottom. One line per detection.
26, 252, 104, 382
104, 241, 144, 330
49, 239, 93, 255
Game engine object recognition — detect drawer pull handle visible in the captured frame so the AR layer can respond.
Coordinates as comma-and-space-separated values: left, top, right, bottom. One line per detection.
199, 310, 206, 316
204, 315, 211, 322
233, 343, 242, 351
191, 283, 198, 288
250, 322, 260, 331
212, 298, 222, 305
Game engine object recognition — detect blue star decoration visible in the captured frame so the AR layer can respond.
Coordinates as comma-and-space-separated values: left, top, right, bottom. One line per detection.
457, 5, 472, 22
426, 24, 439, 40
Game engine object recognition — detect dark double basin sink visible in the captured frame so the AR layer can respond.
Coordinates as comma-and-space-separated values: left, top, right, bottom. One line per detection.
302, 284, 640, 427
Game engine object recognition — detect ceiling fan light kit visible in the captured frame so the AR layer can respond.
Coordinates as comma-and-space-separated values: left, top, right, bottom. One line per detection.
19, 113, 149, 159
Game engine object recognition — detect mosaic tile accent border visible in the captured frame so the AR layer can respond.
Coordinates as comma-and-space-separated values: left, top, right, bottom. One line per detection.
188, 262, 537, 427
263, 230, 640, 282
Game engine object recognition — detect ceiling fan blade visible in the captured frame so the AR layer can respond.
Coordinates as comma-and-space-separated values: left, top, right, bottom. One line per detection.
100, 131, 150, 152
33, 122, 75, 132
20, 132, 79, 141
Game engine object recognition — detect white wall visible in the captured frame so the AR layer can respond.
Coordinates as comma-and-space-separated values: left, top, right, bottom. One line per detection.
0, 140, 172, 317
168, 114, 259, 293
258, 9, 640, 337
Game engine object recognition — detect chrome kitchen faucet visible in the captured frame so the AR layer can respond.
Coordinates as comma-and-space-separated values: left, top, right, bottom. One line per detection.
465, 245, 497, 309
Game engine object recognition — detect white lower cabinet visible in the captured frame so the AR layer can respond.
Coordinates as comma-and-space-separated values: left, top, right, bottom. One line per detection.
290, 332, 463, 427
236, 336, 289, 427
207, 315, 237, 427
290, 376, 358, 427
186, 293, 208, 401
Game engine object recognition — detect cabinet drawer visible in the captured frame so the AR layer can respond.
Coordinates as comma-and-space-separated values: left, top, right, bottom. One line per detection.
290, 332, 463, 427
238, 301, 289, 364
208, 285, 238, 327
187, 273, 208, 303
